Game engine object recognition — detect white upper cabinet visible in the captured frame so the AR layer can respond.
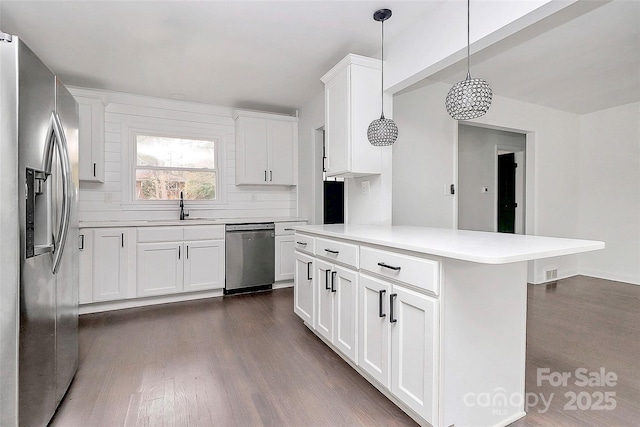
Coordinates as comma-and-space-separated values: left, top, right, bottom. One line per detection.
321, 54, 385, 177
234, 110, 298, 186
69, 89, 106, 182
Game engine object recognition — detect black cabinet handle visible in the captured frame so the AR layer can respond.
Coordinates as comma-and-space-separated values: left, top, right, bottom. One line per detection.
306, 261, 312, 280
186, 245, 189, 259
93, 163, 97, 177
270, 170, 273, 181
296, 241, 307, 246
324, 248, 339, 255
379, 289, 386, 318
389, 293, 398, 323
79, 234, 85, 250
264, 170, 267, 182
331, 271, 337, 292
121, 233, 124, 248
178, 246, 181, 259
284, 228, 294, 231
378, 262, 401, 271
325, 269, 330, 290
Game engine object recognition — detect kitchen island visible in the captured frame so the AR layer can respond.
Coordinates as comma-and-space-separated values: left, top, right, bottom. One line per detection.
292, 225, 604, 427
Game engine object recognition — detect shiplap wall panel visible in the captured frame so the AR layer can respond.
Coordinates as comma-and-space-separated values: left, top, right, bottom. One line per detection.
78, 90, 296, 222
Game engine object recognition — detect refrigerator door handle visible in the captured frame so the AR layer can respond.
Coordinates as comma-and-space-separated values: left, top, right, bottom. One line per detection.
44, 111, 72, 274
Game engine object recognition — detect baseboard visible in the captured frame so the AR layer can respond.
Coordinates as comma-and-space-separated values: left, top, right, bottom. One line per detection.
79, 289, 223, 314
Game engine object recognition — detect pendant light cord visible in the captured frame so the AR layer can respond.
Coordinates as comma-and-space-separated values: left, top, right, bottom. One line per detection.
466, 0, 471, 79
381, 17, 385, 118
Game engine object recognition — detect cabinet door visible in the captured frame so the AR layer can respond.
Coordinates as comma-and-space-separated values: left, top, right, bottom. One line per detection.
76, 96, 105, 182
267, 120, 296, 185
358, 274, 391, 388
275, 235, 295, 282
137, 242, 183, 297
93, 228, 128, 302
333, 266, 358, 363
315, 259, 334, 341
236, 117, 268, 184
293, 252, 314, 325
184, 240, 224, 292
78, 229, 93, 304
325, 69, 349, 175
391, 285, 439, 426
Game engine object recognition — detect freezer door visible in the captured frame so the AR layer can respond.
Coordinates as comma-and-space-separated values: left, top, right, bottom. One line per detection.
53, 79, 79, 405
17, 39, 58, 427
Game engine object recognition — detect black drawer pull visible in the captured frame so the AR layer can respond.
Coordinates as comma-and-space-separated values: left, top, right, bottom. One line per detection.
389, 293, 398, 323
331, 271, 337, 293
379, 289, 386, 318
306, 261, 312, 280
325, 269, 331, 290
324, 249, 339, 255
378, 262, 401, 271
284, 228, 294, 231
296, 241, 308, 246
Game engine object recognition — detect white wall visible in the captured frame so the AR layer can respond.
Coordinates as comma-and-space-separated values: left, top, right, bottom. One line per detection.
76, 89, 296, 222
296, 91, 324, 224
392, 81, 583, 283
392, 82, 455, 228
578, 102, 640, 285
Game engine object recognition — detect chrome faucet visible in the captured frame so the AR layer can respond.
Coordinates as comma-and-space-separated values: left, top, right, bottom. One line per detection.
179, 192, 189, 220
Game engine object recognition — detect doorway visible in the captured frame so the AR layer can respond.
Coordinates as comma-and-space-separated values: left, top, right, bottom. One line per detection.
458, 125, 526, 234
313, 127, 344, 224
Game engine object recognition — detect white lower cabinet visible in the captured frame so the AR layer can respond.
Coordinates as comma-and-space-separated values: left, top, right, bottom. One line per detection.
358, 274, 438, 425
275, 235, 295, 282
390, 283, 438, 426
93, 228, 134, 302
184, 240, 225, 292
358, 274, 391, 388
137, 239, 225, 298
293, 252, 314, 325
294, 232, 440, 427
315, 259, 358, 364
137, 242, 184, 297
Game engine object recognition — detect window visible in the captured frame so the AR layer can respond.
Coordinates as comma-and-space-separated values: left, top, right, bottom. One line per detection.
134, 134, 217, 201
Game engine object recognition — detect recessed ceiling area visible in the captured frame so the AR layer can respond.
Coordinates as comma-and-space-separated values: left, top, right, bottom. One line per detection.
1, 1, 638, 115
427, 0, 640, 115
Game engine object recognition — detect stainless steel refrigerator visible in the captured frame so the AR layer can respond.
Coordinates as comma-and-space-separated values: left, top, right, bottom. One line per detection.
0, 32, 79, 427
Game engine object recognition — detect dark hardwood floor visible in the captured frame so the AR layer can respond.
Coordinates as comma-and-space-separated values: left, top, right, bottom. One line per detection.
51, 276, 639, 427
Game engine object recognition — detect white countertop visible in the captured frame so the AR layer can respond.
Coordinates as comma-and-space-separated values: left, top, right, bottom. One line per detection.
80, 217, 306, 228
294, 224, 604, 264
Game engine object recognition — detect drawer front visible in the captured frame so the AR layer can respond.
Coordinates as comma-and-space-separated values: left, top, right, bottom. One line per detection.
293, 233, 315, 255
315, 237, 358, 269
183, 225, 225, 241
137, 227, 183, 243
360, 246, 440, 295
276, 221, 307, 236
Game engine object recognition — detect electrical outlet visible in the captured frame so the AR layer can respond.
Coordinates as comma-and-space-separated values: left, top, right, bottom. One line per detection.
361, 180, 370, 195
545, 269, 558, 281
250, 194, 257, 202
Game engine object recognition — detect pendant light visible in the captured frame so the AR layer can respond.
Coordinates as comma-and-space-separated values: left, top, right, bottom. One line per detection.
445, 0, 492, 120
367, 8, 398, 146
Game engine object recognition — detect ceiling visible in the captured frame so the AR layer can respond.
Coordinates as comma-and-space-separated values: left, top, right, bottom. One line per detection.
428, 0, 640, 115
0, 0, 439, 115
1, 1, 638, 116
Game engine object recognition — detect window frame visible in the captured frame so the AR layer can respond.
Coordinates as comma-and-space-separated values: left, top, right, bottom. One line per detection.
133, 132, 218, 202
121, 117, 228, 210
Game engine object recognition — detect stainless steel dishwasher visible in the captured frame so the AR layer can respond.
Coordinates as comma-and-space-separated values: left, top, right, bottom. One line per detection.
225, 223, 275, 294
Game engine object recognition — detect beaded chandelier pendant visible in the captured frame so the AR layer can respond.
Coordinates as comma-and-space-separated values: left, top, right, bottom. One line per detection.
368, 8, 398, 146
445, 0, 492, 120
